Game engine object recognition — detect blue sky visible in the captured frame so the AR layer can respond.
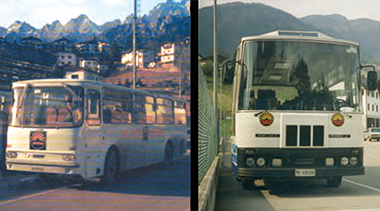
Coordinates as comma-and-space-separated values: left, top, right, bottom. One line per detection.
0, 0, 170, 29
199, 0, 380, 22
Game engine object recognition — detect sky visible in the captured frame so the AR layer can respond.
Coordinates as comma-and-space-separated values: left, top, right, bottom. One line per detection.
199, 0, 380, 22
0, 0, 169, 29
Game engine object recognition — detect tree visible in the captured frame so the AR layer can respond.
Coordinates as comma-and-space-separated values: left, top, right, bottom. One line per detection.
202, 60, 213, 77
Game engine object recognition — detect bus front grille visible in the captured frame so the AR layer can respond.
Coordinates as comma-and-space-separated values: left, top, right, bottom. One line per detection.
286, 125, 324, 147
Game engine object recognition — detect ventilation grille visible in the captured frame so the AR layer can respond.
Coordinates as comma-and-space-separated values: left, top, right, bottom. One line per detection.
286, 125, 324, 147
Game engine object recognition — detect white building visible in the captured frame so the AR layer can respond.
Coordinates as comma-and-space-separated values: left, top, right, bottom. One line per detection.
121, 50, 155, 69
78, 57, 99, 71
362, 88, 380, 129
65, 69, 100, 81
56, 52, 77, 67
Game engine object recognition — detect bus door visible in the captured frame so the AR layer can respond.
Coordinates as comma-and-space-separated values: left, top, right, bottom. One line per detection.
84, 89, 102, 178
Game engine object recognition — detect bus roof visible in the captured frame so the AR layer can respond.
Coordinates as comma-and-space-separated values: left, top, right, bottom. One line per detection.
12, 78, 185, 101
240, 30, 359, 46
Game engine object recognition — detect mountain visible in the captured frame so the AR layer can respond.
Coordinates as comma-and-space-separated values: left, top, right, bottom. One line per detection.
301, 15, 380, 63
64, 14, 101, 36
198, 2, 380, 64
6, 21, 36, 37
0, 26, 6, 37
100, 19, 121, 31
2, 0, 190, 46
199, 2, 314, 57
38, 20, 63, 40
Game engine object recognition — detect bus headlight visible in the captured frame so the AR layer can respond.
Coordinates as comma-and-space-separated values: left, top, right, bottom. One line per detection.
62, 154, 75, 161
350, 157, 358, 166
246, 157, 255, 167
340, 157, 349, 166
256, 157, 266, 167
6, 151, 17, 158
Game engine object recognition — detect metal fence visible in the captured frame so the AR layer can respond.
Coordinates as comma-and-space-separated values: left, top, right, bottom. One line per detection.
198, 63, 218, 184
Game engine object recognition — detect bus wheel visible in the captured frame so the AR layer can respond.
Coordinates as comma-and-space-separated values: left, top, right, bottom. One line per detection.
242, 180, 256, 190
101, 148, 120, 184
327, 176, 342, 187
164, 142, 174, 165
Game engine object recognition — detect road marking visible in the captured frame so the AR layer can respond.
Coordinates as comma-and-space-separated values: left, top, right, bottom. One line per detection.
0, 183, 80, 206
343, 179, 380, 193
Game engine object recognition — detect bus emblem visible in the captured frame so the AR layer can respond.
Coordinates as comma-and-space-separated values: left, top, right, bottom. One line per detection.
30, 131, 46, 150
331, 113, 344, 127
259, 112, 274, 126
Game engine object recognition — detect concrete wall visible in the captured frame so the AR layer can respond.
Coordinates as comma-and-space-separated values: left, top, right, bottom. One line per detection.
198, 155, 220, 211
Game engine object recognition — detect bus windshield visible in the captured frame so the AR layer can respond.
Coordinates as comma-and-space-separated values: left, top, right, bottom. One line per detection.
11, 86, 84, 127
238, 40, 361, 112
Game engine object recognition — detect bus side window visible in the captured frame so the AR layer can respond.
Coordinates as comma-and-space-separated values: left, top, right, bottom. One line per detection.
87, 90, 101, 125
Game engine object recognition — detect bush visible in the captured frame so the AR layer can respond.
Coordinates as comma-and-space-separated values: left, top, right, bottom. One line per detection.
201, 60, 213, 77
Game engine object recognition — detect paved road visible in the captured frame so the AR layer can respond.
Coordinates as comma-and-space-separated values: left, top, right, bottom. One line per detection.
215, 140, 380, 211
0, 152, 190, 211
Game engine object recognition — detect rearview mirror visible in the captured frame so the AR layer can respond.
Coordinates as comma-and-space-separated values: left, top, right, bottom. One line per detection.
368, 71, 377, 91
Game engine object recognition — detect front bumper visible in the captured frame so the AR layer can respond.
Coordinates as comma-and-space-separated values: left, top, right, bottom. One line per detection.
238, 166, 364, 179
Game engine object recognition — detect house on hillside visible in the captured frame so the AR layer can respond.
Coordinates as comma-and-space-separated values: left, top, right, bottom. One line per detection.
52, 37, 75, 52
65, 69, 100, 81
78, 56, 99, 71
20, 36, 44, 50
121, 50, 155, 69
56, 52, 77, 67
157, 40, 189, 70
78, 37, 100, 55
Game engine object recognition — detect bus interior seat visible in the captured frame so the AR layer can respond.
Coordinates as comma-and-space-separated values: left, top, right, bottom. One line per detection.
255, 89, 277, 110
57, 108, 70, 122
121, 110, 132, 123
46, 108, 57, 123
111, 109, 121, 124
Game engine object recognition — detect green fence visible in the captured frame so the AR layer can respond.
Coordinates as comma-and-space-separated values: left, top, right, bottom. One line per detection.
198, 63, 218, 184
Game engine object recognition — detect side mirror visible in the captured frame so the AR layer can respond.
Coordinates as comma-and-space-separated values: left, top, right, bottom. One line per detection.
361, 65, 377, 91
368, 71, 377, 91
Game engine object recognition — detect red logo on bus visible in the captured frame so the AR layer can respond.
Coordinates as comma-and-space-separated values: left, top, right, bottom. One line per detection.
259, 112, 274, 126
30, 131, 46, 150
331, 113, 344, 127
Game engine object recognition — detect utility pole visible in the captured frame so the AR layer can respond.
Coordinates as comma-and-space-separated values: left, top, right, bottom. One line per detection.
213, 0, 219, 149
133, 0, 137, 89
213, 0, 218, 118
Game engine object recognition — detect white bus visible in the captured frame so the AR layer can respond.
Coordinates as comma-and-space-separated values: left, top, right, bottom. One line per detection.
227, 30, 378, 189
0, 90, 11, 172
6, 79, 188, 183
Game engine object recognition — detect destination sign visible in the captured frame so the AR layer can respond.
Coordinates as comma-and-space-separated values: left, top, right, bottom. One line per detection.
255, 134, 280, 138
329, 134, 351, 138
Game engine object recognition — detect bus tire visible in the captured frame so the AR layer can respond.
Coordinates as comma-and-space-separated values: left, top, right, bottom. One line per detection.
242, 180, 256, 190
327, 176, 342, 187
101, 147, 120, 184
164, 141, 173, 165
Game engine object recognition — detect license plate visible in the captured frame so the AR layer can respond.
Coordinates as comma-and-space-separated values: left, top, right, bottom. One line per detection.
295, 169, 316, 177
31, 167, 44, 171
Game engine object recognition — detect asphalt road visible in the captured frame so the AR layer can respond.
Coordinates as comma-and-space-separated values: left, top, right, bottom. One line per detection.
0, 152, 190, 211
215, 140, 380, 211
